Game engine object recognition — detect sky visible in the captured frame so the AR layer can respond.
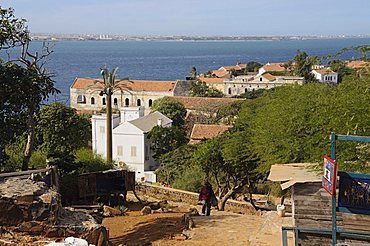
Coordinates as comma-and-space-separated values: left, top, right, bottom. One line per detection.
2, 0, 370, 36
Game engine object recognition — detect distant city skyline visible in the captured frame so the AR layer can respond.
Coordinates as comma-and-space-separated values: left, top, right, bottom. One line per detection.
2, 0, 370, 36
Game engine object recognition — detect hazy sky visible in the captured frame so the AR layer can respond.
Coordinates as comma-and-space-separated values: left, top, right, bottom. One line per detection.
2, 0, 370, 36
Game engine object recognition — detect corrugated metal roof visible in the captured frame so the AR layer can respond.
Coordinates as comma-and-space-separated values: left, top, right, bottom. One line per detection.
268, 163, 321, 190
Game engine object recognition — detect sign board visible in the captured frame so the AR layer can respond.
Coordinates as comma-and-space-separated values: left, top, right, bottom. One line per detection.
338, 172, 370, 215
322, 155, 337, 197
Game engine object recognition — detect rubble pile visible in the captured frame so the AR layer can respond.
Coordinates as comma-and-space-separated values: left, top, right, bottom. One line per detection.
0, 178, 109, 246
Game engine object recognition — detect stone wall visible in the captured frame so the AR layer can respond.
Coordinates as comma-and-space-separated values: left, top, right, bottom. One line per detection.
136, 184, 257, 214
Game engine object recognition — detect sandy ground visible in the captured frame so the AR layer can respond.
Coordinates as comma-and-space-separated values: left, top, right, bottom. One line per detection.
103, 193, 294, 246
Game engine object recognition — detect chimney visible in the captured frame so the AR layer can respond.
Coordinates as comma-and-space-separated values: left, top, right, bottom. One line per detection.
157, 118, 162, 126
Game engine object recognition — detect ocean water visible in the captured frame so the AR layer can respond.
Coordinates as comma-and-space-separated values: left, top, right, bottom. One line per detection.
2, 38, 370, 103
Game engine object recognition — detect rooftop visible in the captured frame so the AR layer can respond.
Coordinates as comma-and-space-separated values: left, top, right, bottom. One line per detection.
261, 62, 286, 72
128, 111, 172, 132
313, 68, 337, 75
169, 96, 243, 110
199, 77, 227, 84
189, 124, 232, 144
71, 78, 177, 92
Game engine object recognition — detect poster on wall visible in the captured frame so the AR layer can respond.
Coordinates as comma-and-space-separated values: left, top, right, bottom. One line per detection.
322, 155, 337, 197
338, 172, 370, 215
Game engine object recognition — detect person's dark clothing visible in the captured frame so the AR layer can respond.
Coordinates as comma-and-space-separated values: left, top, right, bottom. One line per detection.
199, 182, 214, 216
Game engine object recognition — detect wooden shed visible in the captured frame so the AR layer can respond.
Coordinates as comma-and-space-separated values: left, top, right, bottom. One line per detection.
268, 163, 370, 245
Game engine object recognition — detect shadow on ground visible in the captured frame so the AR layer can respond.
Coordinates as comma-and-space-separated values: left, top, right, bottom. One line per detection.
110, 216, 185, 246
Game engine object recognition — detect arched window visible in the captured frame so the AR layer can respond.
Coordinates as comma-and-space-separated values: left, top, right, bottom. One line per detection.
90, 97, 95, 105
260, 77, 263, 82
125, 98, 129, 106
137, 99, 141, 106
77, 95, 86, 104
245, 88, 248, 93
148, 99, 153, 107
113, 98, 118, 106
228, 88, 231, 95
102, 98, 106, 105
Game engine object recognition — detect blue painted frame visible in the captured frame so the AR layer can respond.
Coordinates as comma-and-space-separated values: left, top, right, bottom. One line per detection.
338, 171, 370, 215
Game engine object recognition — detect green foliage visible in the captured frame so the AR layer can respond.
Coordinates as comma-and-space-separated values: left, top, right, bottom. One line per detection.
35, 103, 91, 155
75, 148, 113, 174
328, 59, 355, 82
188, 80, 224, 98
215, 100, 245, 124
156, 144, 198, 185
244, 61, 263, 73
151, 97, 187, 126
238, 88, 271, 99
173, 165, 206, 193
148, 126, 188, 160
292, 50, 317, 82
0, 7, 29, 49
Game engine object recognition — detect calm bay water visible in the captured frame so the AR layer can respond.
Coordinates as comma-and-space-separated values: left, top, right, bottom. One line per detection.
4, 38, 370, 103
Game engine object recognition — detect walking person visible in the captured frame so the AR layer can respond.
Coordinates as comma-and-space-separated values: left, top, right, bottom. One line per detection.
199, 180, 214, 216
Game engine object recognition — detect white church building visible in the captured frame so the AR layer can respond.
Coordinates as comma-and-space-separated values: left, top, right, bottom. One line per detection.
91, 107, 172, 182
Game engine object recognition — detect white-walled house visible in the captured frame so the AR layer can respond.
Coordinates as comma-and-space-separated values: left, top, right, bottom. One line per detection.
312, 69, 338, 84
91, 108, 172, 182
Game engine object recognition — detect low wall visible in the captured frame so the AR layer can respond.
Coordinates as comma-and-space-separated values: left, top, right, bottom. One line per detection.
136, 184, 257, 214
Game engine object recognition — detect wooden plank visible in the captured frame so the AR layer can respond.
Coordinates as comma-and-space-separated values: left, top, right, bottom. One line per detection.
0, 168, 50, 178
295, 208, 333, 216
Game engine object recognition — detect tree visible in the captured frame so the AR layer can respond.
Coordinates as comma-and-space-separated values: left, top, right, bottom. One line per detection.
0, 6, 58, 170
193, 132, 259, 211
151, 97, 187, 126
328, 59, 355, 82
244, 61, 263, 74
292, 50, 317, 82
148, 126, 188, 160
35, 103, 91, 156
94, 67, 121, 162
188, 80, 224, 98
156, 144, 198, 185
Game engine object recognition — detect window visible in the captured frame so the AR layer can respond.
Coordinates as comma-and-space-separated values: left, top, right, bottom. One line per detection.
91, 97, 95, 105
77, 95, 86, 104
113, 98, 118, 105
245, 88, 248, 93
99, 126, 105, 134
228, 88, 231, 94
145, 145, 150, 160
260, 77, 262, 82
125, 98, 129, 106
137, 99, 141, 106
131, 146, 137, 157
102, 98, 106, 105
117, 146, 123, 156
148, 99, 153, 107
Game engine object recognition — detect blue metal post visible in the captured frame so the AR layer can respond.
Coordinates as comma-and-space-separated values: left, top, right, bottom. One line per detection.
331, 132, 337, 246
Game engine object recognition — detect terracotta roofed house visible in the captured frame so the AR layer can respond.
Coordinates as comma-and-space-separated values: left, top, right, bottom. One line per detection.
198, 77, 227, 92
258, 62, 287, 75
70, 78, 181, 114
189, 124, 232, 144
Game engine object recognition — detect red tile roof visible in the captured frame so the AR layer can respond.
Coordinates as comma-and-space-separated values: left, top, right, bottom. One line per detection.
199, 77, 227, 84
169, 96, 243, 110
346, 60, 370, 69
71, 78, 177, 92
261, 63, 286, 72
211, 70, 230, 78
262, 73, 276, 81
189, 124, 232, 144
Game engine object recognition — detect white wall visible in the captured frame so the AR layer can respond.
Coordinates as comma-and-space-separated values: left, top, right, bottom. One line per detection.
91, 114, 120, 157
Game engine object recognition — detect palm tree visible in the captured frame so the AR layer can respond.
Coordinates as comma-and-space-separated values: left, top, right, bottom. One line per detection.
95, 67, 121, 163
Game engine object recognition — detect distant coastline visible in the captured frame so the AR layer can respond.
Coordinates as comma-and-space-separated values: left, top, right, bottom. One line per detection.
30, 33, 370, 42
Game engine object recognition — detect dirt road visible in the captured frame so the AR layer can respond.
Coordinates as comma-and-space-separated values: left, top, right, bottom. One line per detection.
103, 195, 293, 246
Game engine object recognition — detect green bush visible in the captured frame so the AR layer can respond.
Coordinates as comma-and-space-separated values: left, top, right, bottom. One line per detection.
75, 148, 113, 174
173, 165, 206, 193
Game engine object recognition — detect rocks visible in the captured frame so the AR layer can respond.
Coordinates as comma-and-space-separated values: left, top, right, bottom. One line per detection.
141, 206, 152, 215
102, 205, 122, 217
0, 178, 60, 226
0, 177, 111, 246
